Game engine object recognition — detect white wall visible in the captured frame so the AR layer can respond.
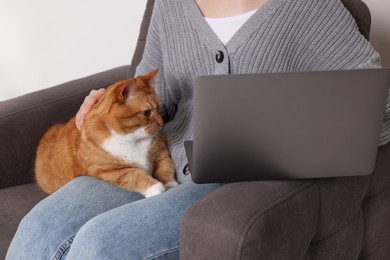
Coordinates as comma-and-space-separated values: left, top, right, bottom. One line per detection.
0, 0, 147, 101
0, 0, 389, 101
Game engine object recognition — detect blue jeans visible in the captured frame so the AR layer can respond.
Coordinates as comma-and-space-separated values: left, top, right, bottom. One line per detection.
6, 176, 219, 260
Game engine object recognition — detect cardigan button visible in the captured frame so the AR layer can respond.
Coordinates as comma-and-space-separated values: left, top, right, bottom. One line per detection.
216, 50, 224, 63
183, 164, 191, 175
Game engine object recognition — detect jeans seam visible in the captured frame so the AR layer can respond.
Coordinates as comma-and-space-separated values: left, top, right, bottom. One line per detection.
52, 235, 75, 260
144, 246, 180, 260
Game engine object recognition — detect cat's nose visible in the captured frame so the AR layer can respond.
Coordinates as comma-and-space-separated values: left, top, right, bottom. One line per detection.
156, 116, 164, 127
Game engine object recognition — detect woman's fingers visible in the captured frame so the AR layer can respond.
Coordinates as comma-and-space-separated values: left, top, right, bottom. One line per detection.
75, 88, 106, 130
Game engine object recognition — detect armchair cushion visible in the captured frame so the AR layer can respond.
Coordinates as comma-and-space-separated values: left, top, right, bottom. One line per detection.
0, 184, 46, 255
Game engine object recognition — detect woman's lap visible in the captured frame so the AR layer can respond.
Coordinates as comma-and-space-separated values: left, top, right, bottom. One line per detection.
6, 176, 219, 260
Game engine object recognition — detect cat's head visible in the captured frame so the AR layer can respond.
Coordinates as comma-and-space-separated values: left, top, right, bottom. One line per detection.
83, 70, 164, 138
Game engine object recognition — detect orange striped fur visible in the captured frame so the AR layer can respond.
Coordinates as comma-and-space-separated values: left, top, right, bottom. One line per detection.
35, 70, 177, 197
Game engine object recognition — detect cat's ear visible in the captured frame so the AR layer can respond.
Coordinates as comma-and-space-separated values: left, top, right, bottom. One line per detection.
116, 79, 136, 103
138, 69, 159, 88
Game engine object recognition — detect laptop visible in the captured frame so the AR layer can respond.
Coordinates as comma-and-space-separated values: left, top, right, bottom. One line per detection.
185, 69, 390, 183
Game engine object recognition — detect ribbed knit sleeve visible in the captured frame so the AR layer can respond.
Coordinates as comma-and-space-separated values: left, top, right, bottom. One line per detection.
280, 0, 390, 145
293, 0, 390, 145
297, 0, 381, 71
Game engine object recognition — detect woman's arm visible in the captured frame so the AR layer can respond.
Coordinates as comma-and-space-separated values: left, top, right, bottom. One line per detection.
299, 0, 389, 145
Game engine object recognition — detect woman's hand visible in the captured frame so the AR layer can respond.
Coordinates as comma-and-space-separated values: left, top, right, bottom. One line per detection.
75, 88, 106, 130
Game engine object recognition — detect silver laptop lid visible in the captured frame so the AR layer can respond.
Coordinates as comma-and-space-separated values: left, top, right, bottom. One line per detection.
191, 69, 390, 183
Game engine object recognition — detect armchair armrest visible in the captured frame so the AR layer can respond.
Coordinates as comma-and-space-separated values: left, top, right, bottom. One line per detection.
0, 65, 130, 189
180, 174, 369, 260
180, 181, 319, 260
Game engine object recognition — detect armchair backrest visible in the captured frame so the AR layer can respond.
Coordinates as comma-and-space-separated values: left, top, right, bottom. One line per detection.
128, 0, 156, 78
340, 0, 371, 40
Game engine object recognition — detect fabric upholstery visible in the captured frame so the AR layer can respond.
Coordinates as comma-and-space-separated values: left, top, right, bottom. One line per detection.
180, 176, 371, 259
180, 181, 319, 259
0, 184, 46, 258
360, 143, 390, 258
361, 186, 390, 257
341, 0, 371, 40
128, 0, 155, 78
180, 142, 390, 259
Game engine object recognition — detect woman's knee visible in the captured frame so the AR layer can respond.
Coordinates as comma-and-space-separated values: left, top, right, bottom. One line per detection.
66, 202, 181, 260
68, 217, 180, 260
66, 214, 138, 259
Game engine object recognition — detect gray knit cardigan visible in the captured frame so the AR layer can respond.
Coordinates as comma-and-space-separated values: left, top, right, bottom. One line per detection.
135, 0, 390, 183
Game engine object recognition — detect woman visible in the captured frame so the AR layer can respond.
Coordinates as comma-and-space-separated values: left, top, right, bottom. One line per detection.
7, 0, 389, 259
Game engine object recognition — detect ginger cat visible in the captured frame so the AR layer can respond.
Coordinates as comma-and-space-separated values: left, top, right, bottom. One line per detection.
35, 70, 178, 197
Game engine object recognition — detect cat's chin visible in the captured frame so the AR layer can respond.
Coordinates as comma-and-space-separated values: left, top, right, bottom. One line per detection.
145, 130, 161, 137
145, 124, 163, 136
143, 182, 166, 198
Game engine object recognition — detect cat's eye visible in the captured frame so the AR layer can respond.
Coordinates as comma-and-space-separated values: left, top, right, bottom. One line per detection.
143, 110, 152, 117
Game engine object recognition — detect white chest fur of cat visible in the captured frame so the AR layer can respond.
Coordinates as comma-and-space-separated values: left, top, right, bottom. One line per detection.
101, 128, 177, 197
102, 128, 153, 174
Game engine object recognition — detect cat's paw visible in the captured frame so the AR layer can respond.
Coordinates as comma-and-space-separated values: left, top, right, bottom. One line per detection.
165, 181, 179, 189
143, 182, 166, 198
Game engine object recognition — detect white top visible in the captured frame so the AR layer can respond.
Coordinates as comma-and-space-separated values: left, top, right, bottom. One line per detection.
204, 9, 258, 45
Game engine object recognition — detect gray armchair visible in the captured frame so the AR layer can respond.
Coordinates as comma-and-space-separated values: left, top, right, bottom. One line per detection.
1, 0, 388, 259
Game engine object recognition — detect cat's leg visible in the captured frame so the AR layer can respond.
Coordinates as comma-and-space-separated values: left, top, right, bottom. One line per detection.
66, 182, 220, 259
95, 168, 168, 197
6, 176, 143, 260
153, 150, 179, 189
